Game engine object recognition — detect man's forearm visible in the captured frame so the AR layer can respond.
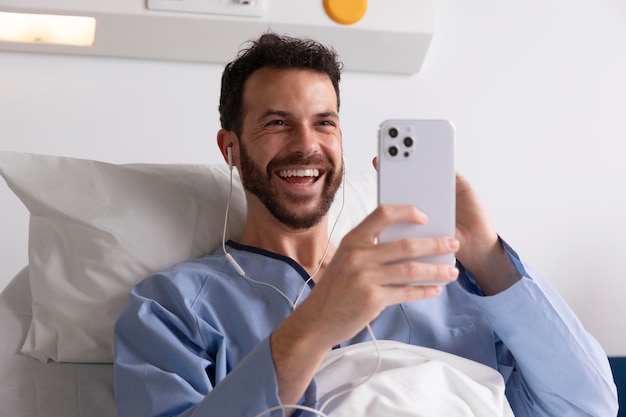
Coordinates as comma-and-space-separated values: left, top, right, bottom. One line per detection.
270, 311, 331, 414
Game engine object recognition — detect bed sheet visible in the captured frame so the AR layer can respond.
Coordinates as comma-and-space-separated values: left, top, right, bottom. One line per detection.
0, 267, 116, 417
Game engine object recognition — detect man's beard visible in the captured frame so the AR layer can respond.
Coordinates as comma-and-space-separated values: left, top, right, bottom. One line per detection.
238, 142, 343, 230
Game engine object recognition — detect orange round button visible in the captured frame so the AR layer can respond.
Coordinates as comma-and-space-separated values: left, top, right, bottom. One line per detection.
323, 0, 368, 25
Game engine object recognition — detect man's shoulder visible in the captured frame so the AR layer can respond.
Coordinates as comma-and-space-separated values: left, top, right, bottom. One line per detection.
133, 252, 233, 299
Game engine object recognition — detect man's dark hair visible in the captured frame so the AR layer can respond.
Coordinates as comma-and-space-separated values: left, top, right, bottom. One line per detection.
219, 33, 343, 136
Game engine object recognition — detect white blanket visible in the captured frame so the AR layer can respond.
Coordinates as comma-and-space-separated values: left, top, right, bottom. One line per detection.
315, 341, 514, 417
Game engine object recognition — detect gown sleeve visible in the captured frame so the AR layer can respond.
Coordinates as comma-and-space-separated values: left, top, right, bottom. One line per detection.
114, 273, 291, 417
458, 239, 618, 416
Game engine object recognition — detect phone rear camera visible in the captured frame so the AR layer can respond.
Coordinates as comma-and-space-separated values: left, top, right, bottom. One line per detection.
388, 146, 398, 157
388, 127, 398, 138
403, 137, 414, 147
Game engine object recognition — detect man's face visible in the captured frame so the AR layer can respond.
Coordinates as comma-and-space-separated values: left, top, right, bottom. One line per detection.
237, 68, 343, 230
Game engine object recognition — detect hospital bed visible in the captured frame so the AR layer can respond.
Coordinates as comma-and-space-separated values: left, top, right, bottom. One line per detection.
0, 151, 622, 416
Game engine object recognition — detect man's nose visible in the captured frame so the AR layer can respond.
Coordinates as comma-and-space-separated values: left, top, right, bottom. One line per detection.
286, 124, 321, 154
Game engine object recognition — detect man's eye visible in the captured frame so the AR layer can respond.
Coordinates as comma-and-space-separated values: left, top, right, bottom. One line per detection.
268, 120, 286, 126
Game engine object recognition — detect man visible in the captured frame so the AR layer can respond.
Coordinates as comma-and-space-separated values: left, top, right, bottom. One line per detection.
114, 33, 617, 416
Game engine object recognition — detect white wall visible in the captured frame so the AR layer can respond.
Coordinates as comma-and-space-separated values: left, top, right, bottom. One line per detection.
1, 0, 625, 355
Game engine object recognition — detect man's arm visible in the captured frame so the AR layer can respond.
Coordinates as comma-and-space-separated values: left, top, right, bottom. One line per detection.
453, 173, 617, 415
114, 275, 284, 417
464, 251, 618, 416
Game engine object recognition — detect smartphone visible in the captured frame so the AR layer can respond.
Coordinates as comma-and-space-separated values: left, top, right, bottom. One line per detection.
377, 119, 456, 284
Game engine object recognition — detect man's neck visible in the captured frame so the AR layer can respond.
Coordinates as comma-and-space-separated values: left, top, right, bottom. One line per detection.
239, 213, 335, 278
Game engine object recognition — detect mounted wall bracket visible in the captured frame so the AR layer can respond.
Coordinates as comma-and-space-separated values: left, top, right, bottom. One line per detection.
0, 0, 433, 75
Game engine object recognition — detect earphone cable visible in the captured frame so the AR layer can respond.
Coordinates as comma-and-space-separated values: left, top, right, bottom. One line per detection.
222, 162, 297, 309
222, 161, 383, 416
293, 167, 346, 307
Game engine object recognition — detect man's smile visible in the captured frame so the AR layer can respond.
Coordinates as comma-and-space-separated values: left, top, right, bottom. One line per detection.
277, 168, 322, 185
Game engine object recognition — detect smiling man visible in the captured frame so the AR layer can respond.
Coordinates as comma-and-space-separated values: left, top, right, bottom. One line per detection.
114, 33, 618, 417
219, 67, 344, 264
234, 69, 342, 230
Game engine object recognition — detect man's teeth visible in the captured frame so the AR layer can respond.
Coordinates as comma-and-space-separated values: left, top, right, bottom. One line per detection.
279, 168, 320, 178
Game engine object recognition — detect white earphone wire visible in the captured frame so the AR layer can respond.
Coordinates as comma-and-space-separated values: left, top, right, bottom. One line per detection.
292, 167, 346, 307
221, 160, 382, 416
222, 156, 297, 309
222, 159, 346, 311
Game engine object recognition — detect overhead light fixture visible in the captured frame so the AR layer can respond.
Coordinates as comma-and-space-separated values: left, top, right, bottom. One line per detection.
0, 11, 96, 47
0, 0, 433, 75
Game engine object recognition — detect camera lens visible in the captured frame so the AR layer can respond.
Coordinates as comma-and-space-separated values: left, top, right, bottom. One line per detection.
388, 146, 398, 157
388, 127, 398, 138
403, 137, 414, 147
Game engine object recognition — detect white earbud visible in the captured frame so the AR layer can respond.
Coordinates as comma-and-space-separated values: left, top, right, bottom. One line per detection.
227, 147, 233, 170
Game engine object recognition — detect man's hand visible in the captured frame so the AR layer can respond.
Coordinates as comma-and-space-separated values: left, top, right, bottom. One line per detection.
454, 172, 499, 263
454, 173, 521, 295
270, 204, 459, 411
303, 204, 459, 346
371, 157, 519, 294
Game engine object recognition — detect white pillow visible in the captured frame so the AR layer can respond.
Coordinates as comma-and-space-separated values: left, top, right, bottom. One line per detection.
0, 152, 376, 363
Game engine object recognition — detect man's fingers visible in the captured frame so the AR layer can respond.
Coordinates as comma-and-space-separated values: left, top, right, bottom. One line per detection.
347, 205, 427, 243
379, 236, 459, 263
379, 260, 459, 287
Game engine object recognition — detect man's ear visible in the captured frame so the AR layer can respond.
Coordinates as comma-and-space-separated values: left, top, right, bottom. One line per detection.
217, 129, 238, 167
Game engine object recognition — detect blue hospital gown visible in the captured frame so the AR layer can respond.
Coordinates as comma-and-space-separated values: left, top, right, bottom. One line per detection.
114, 240, 617, 417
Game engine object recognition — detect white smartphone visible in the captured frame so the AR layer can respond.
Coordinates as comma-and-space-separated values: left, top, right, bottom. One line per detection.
377, 119, 456, 285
